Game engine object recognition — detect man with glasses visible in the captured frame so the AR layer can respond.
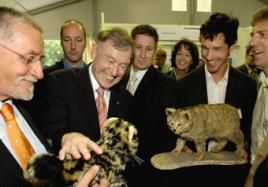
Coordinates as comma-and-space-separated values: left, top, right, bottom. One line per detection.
0, 6, 108, 187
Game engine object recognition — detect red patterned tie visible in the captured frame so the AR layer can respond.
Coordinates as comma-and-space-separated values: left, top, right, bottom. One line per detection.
96, 87, 107, 128
0, 103, 35, 170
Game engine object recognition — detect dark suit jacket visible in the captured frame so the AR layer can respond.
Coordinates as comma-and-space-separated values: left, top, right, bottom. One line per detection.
19, 60, 85, 135
0, 102, 50, 187
236, 64, 250, 75
43, 64, 133, 153
122, 66, 178, 187
17, 60, 65, 131
168, 64, 257, 187
44, 60, 65, 74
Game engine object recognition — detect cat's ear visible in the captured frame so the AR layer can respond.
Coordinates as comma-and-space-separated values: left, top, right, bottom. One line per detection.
166, 108, 176, 115
181, 110, 191, 121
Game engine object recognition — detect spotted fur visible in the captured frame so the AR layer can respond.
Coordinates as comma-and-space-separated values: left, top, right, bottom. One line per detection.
24, 117, 139, 187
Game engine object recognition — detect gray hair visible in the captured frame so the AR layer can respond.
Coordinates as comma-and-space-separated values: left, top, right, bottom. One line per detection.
96, 27, 133, 51
0, 6, 42, 42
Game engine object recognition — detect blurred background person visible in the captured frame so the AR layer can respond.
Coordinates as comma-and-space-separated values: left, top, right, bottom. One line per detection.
236, 45, 261, 88
167, 38, 199, 79
45, 19, 87, 73
153, 48, 169, 73
19, 19, 88, 132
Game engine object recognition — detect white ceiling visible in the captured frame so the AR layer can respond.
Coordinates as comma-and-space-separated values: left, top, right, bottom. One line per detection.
0, 0, 81, 14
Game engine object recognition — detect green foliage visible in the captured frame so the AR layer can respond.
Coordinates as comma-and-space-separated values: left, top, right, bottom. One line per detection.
43, 40, 63, 68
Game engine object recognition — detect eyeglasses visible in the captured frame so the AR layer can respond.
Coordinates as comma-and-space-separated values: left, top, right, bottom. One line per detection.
0, 43, 44, 65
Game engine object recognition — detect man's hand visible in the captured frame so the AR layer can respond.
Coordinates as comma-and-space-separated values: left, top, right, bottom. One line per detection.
75, 165, 110, 187
59, 132, 103, 160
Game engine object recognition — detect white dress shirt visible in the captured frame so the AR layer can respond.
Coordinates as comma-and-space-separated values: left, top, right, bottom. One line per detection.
205, 64, 229, 150
205, 65, 228, 104
89, 64, 110, 110
126, 66, 147, 95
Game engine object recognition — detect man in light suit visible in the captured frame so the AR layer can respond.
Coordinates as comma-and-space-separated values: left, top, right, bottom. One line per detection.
43, 27, 134, 158
249, 6, 268, 187
0, 6, 108, 187
168, 12, 258, 187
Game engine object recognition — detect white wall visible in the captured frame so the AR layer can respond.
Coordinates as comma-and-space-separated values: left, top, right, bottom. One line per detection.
32, 0, 266, 39
33, 0, 93, 39
30, 0, 267, 65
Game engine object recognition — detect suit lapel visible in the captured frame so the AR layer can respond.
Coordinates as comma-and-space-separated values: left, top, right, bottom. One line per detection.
190, 66, 208, 104
135, 66, 155, 96
197, 67, 208, 103
76, 66, 100, 138
14, 104, 51, 151
225, 67, 239, 105
0, 141, 25, 183
108, 84, 125, 117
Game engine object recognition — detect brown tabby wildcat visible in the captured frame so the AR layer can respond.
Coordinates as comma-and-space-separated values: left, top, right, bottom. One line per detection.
166, 103, 245, 160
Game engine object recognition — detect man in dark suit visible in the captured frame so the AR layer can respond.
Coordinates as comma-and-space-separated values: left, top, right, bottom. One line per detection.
0, 6, 107, 187
168, 13, 257, 187
45, 19, 87, 73
21, 19, 88, 132
122, 24, 177, 187
236, 45, 261, 88
43, 27, 134, 159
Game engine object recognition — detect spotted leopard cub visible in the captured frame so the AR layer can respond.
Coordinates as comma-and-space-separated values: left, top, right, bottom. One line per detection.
24, 117, 139, 187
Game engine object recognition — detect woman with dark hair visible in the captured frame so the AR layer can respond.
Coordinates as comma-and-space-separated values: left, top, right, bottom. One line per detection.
167, 38, 200, 79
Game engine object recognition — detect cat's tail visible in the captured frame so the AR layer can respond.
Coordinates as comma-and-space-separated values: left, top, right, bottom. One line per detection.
24, 153, 66, 187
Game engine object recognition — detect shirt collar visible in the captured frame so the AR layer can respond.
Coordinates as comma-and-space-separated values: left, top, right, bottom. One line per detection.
259, 71, 268, 88
130, 66, 147, 80
205, 63, 229, 84
0, 99, 13, 108
89, 64, 100, 92
63, 58, 85, 69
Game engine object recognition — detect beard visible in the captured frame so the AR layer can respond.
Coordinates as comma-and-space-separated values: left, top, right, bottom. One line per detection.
11, 76, 37, 101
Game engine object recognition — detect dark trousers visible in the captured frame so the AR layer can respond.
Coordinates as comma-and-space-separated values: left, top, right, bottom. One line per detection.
254, 158, 268, 187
